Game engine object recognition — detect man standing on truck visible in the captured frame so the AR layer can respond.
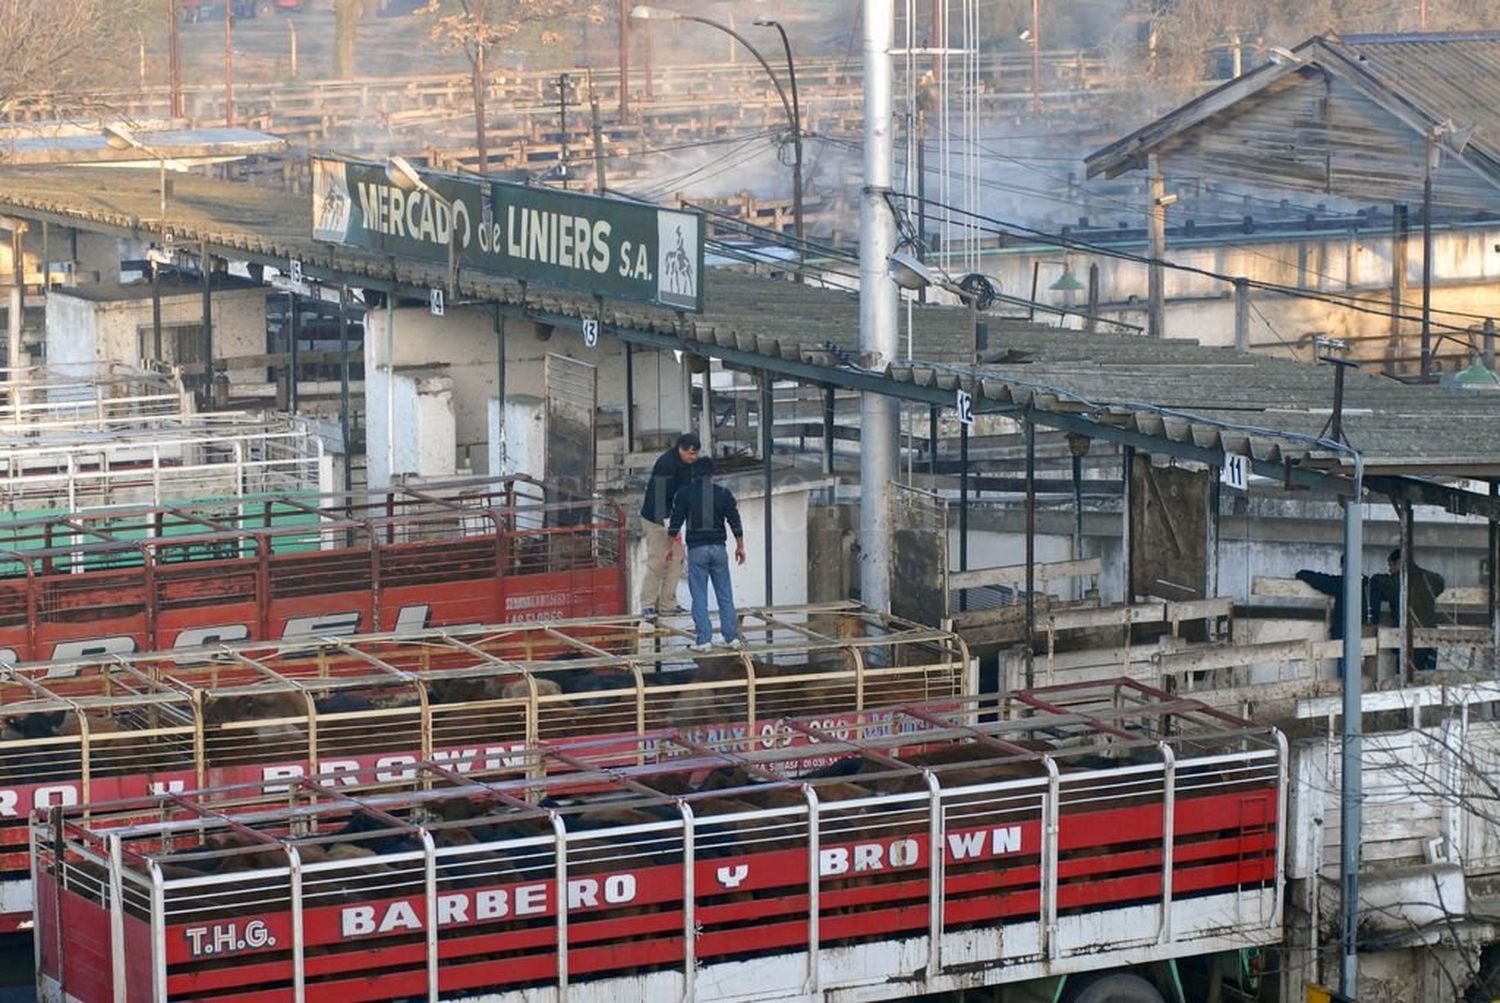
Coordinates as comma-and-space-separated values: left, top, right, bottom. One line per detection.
666, 456, 745, 652
638, 432, 700, 621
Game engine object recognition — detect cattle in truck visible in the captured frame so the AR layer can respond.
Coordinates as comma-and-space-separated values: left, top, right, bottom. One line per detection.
0, 605, 968, 933
33, 680, 1285, 1003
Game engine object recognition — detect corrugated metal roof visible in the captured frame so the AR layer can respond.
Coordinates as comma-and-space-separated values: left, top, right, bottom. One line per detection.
2, 167, 1500, 479
1086, 32, 1500, 208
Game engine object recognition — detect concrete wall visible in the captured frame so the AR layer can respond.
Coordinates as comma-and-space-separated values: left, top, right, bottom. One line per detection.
44, 285, 266, 385
620, 476, 822, 616
365, 303, 689, 487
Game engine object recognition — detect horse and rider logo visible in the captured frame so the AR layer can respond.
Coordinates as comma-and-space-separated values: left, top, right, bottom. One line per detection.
656, 210, 700, 309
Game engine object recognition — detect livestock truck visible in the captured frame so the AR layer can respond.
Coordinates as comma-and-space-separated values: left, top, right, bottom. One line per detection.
0, 605, 967, 932
34, 679, 1283, 1003
0, 475, 626, 664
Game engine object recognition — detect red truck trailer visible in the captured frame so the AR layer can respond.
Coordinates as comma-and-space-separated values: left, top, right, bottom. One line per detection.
0, 605, 966, 933
34, 679, 1283, 1003
0, 475, 626, 664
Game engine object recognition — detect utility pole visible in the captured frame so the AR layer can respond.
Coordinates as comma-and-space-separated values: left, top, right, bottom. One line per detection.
558, 73, 571, 188
859, 0, 898, 611
589, 75, 608, 193
222, 0, 235, 126
1030, 0, 1041, 115
474, 4, 489, 173
618, 0, 631, 120
1421, 134, 1435, 378
167, 0, 183, 118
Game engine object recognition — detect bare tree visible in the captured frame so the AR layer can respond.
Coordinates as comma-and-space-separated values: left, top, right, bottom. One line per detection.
0, 0, 148, 117
420, 0, 604, 173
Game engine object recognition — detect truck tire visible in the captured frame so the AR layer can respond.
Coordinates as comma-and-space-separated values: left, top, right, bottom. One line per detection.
1062, 973, 1167, 1003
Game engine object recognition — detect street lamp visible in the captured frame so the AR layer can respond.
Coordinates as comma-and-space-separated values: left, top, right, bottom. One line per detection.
752, 15, 803, 276
630, 6, 804, 270
385, 155, 458, 296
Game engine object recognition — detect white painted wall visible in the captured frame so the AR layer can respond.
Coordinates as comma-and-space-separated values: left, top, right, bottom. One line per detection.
365, 303, 689, 486
44, 284, 266, 385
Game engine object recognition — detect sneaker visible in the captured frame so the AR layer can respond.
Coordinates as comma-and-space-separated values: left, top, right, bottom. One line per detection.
725, 637, 745, 651
688, 642, 713, 654
640, 607, 658, 623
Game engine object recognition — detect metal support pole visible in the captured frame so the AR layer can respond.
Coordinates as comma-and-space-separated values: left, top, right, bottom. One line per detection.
495, 309, 507, 476
286, 291, 299, 412
821, 384, 835, 476
1486, 318, 1496, 371
1421, 137, 1434, 378
1085, 262, 1099, 333
1122, 446, 1136, 603
1234, 277, 1250, 352
1400, 503, 1414, 685
858, 0, 898, 612
1148, 158, 1166, 339
1338, 458, 1365, 1000
699, 366, 713, 455
199, 241, 212, 392
1072, 450, 1085, 601
927, 405, 939, 483
623, 342, 635, 454
148, 259, 164, 370
1024, 414, 1036, 687
761, 373, 773, 607
1491, 480, 1499, 658
958, 420, 969, 613
338, 285, 352, 494
7, 226, 22, 374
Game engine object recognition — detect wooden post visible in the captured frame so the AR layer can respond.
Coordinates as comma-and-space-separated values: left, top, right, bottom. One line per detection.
1234, 277, 1250, 352
1085, 262, 1099, 333
1390, 204, 1409, 375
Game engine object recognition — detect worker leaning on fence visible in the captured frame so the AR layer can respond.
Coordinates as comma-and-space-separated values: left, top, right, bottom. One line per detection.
638, 432, 701, 621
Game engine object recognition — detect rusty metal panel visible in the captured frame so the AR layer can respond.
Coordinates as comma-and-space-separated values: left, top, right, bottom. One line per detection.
1129, 456, 1209, 602
888, 484, 948, 627
543, 354, 596, 524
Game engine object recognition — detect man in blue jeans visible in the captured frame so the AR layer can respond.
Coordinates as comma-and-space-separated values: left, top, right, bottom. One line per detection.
665, 457, 745, 652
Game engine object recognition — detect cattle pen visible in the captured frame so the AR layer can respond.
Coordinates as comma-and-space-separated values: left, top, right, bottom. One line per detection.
32, 679, 1284, 1002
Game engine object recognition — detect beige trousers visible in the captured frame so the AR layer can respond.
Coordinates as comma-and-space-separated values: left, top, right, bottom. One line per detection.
639, 517, 685, 612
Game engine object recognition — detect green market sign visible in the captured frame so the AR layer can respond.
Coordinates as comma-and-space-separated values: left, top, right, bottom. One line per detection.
311, 157, 704, 312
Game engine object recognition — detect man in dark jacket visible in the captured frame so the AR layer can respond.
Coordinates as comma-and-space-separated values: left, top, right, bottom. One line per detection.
638, 432, 700, 620
666, 456, 745, 652
1371, 548, 1446, 671
1294, 560, 1370, 641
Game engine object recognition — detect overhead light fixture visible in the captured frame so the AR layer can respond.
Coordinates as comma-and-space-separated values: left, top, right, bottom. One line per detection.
629, 5, 677, 20
102, 123, 138, 151
385, 155, 429, 193
888, 250, 938, 291
1049, 270, 1086, 293
1154, 192, 1180, 208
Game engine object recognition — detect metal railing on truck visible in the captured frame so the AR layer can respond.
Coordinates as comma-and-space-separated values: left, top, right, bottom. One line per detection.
1, 603, 965, 932
32, 678, 1283, 1003
0, 475, 627, 662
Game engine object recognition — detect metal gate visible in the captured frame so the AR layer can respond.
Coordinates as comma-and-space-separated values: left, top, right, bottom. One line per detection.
888, 483, 949, 626
543, 353, 596, 524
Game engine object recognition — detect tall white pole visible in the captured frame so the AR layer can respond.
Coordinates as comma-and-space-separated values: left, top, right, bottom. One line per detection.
860, 0, 898, 611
